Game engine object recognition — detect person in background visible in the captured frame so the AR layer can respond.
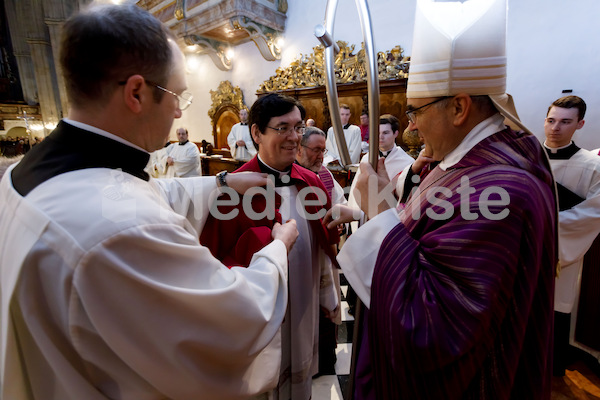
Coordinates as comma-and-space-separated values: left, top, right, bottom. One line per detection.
166, 127, 201, 176
0, 4, 298, 399
227, 108, 257, 162
543, 95, 600, 376
325, 103, 362, 165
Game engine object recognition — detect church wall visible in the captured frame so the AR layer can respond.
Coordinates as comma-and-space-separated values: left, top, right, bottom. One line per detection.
177, 0, 600, 151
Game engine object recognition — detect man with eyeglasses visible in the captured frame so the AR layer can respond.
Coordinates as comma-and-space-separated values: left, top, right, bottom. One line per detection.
333, 0, 557, 398
165, 127, 201, 177
0, 4, 299, 400
202, 93, 340, 399
296, 126, 345, 206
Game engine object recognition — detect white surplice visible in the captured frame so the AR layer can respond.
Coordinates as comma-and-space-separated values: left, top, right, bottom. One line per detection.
228, 123, 257, 162
166, 141, 201, 177
549, 147, 600, 313
0, 164, 288, 400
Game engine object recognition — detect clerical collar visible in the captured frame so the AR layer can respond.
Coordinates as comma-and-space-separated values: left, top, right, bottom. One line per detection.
544, 141, 579, 160
343, 123, 351, 130
63, 118, 147, 153
379, 148, 393, 158
11, 120, 150, 197
240, 122, 248, 126
179, 140, 189, 145
257, 155, 294, 186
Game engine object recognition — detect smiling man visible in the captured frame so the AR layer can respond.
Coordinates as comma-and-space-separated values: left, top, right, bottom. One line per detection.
543, 95, 600, 376
202, 93, 340, 400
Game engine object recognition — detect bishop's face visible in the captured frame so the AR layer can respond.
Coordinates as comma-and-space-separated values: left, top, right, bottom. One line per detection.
252, 106, 302, 171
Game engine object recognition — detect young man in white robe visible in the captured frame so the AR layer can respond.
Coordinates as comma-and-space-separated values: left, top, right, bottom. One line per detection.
347, 114, 414, 232
543, 95, 600, 375
325, 104, 362, 166
166, 127, 201, 176
228, 108, 257, 161
0, 4, 299, 399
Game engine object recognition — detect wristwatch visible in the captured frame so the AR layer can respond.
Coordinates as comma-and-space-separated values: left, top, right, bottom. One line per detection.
216, 170, 228, 188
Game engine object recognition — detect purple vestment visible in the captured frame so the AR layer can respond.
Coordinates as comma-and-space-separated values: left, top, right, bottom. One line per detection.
366, 128, 556, 399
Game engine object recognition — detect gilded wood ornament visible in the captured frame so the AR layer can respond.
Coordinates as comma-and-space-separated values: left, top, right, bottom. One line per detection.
258, 41, 409, 93
208, 81, 246, 121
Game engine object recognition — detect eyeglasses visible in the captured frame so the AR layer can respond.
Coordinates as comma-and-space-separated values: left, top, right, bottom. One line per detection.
146, 80, 193, 111
267, 125, 306, 136
302, 145, 328, 155
405, 97, 448, 124
118, 79, 193, 111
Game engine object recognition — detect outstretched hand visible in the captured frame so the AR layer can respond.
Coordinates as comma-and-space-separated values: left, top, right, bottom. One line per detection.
354, 158, 397, 219
323, 204, 362, 230
225, 172, 274, 194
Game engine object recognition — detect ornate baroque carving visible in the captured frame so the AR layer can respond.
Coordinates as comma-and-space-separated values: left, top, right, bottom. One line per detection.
258, 41, 409, 93
208, 80, 245, 121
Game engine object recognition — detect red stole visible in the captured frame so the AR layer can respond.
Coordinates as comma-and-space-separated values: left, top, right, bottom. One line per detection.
201, 156, 340, 268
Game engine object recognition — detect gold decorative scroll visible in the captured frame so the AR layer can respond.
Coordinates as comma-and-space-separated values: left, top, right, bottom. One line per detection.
208, 80, 246, 120
258, 41, 409, 93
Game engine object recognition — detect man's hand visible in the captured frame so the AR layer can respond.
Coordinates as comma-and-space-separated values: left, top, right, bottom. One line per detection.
166, 156, 174, 166
225, 172, 273, 194
272, 220, 299, 253
236, 140, 246, 147
323, 204, 362, 230
411, 147, 435, 174
322, 305, 340, 321
354, 158, 396, 219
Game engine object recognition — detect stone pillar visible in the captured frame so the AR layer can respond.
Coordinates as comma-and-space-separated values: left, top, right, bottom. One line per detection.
4, 0, 38, 106
44, 19, 68, 117
26, 38, 60, 135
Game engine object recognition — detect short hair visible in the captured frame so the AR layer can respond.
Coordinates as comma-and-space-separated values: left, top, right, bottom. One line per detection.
361, 110, 368, 117
301, 127, 326, 147
548, 95, 586, 121
249, 93, 306, 149
379, 114, 400, 133
60, 4, 173, 107
340, 103, 351, 111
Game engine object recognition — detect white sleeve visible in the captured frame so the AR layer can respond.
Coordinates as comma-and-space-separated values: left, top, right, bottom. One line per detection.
337, 208, 400, 308
348, 127, 363, 164
559, 193, 600, 265
227, 125, 238, 157
76, 225, 288, 399
152, 176, 219, 234
172, 144, 200, 176
325, 127, 339, 161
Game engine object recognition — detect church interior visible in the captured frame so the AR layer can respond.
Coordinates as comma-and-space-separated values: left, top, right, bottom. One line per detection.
1, 0, 600, 399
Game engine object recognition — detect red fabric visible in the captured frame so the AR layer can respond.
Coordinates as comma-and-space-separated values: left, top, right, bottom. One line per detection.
200, 156, 340, 268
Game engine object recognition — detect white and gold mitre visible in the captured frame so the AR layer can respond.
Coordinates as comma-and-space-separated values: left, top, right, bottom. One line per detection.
407, 0, 529, 133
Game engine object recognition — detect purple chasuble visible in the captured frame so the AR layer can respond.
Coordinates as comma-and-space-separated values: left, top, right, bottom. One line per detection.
366, 128, 557, 399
